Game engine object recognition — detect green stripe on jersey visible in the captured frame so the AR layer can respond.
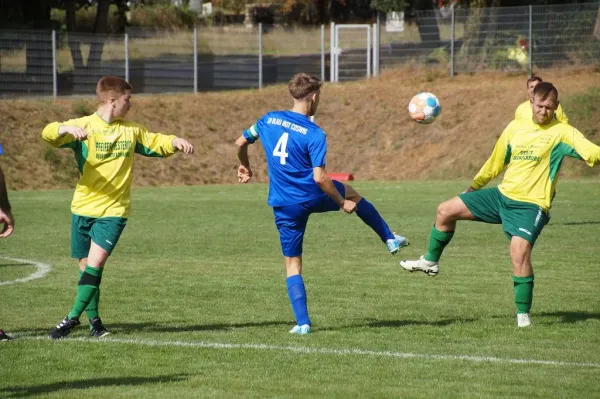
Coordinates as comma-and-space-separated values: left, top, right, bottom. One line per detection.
549, 142, 581, 182
134, 142, 162, 157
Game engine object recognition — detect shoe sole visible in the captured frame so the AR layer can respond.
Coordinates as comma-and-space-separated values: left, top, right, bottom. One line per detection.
400, 264, 439, 276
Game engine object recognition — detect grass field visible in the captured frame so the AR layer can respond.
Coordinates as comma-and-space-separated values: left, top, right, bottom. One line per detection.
1, 180, 600, 398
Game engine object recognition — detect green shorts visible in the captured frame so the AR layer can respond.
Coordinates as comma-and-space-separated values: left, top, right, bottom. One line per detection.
458, 187, 549, 245
71, 214, 127, 258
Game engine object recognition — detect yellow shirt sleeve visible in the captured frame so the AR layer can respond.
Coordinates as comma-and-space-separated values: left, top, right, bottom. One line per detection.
560, 125, 600, 167
133, 125, 178, 157
41, 117, 88, 148
556, 103, 568, 124
472, 124, 513, 189
514, 101, 529, 121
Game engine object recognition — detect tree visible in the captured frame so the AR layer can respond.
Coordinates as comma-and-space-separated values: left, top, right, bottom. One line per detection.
370, 0, 408, 14
62, 0, 128, 73
0, 0, 128, 74
411, 0, 440, 45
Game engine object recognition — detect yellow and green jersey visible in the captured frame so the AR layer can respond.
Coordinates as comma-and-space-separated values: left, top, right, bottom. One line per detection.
42, 113, 178, 218
515, 100, 568, 124
472, 118, 600, 211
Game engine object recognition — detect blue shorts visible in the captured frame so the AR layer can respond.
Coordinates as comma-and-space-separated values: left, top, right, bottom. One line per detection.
273, 181, 346, 257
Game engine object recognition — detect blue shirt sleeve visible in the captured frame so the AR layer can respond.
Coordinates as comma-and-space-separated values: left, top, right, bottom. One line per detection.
243, 119, 262, 144
308, 131, 327, 168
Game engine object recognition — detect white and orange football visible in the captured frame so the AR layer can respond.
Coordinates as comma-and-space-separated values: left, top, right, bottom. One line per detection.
408, 92, 441, 124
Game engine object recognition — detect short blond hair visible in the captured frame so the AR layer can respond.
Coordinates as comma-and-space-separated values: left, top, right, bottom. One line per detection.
288, 73, 322, 100
96, 76, 132, 102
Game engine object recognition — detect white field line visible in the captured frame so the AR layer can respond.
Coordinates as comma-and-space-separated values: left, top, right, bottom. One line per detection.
20, 336, 600, 369
0, 256, 52, 286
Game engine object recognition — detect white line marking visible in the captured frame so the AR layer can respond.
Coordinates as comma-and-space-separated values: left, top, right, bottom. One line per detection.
20, 336, 600, 368
0, 256, 52, 286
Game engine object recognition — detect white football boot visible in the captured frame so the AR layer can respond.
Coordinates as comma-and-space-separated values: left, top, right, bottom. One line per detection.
516, 313, 532, 327
399, 256, 439, 276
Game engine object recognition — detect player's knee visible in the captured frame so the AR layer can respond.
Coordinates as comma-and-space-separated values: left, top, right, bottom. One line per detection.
436, 201, 454, 222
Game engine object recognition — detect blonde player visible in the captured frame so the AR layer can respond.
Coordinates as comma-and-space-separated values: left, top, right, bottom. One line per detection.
515, 75, 568, 123
400, 83, 600, 327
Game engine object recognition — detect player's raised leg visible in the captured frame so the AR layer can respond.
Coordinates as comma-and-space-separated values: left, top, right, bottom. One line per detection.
342, 183, 409, 255
401, 195, 475, 276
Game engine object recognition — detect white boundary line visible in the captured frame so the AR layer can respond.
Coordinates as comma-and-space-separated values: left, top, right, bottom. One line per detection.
21, 336, 600, 368
0, 256, 52, 286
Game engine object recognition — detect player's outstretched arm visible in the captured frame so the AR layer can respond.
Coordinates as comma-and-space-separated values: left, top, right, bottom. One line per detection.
235, 135, 253, 183
471, 126, 512, 190
562, 127, 600, 166
58, 125, 88, 141
42, 120, 88, 148
172, 138, 194, 155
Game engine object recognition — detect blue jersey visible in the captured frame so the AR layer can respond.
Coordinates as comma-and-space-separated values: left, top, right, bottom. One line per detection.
243, 110, 328, 207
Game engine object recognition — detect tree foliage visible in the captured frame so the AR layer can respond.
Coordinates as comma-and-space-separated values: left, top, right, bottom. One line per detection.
370, 0, 407, 13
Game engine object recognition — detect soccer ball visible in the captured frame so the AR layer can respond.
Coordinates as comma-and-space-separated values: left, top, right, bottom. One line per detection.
408, 92, 441, 124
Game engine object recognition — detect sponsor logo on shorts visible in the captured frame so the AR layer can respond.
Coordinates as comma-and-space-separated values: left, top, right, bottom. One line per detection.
519, 228, 532, 236
106, 240, 114, 245
534, 208, 542, 227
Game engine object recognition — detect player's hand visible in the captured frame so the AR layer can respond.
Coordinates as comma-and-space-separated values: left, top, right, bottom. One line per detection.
341, 199, 357, 214
0, 209, 14, 238
59, 126, 88, 141
173, 138, 194, 155
462, 186, 476, 194
238, 165, 253, 183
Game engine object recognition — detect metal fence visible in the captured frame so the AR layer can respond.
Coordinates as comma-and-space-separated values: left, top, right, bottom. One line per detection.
0, 3, 598, 97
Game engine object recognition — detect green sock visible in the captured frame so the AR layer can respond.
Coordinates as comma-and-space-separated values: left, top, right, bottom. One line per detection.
513, 275, 534, 314
68, 266, 103, 319
79, 270, 100, 320
424, 226, 454, 262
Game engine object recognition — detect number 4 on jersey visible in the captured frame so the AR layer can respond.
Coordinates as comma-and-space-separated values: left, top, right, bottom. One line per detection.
273, 133, 289, 165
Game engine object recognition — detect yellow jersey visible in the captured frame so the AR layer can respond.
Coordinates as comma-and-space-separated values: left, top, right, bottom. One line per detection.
42, 113, 178, 218
515, 100, 568, 124
472, 118, 600, 211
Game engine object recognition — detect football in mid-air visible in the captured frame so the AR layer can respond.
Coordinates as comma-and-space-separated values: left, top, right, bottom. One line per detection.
408, 92, 441, 124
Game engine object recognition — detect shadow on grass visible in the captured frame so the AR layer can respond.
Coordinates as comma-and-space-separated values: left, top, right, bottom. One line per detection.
537, 311, 600, 323
0, 374, 189, 398
319, 317, 477, 331
553, 221, 600, 226
109, 320, 290, 333
0, 263, 34, 268
13, 320, 291, 337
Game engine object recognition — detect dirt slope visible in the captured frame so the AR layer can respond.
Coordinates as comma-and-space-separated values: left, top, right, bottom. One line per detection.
1, 67, 599, 190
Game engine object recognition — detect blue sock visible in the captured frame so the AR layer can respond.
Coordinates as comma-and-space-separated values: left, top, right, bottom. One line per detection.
356, 198, 395, 242
286, 275, 310, 326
